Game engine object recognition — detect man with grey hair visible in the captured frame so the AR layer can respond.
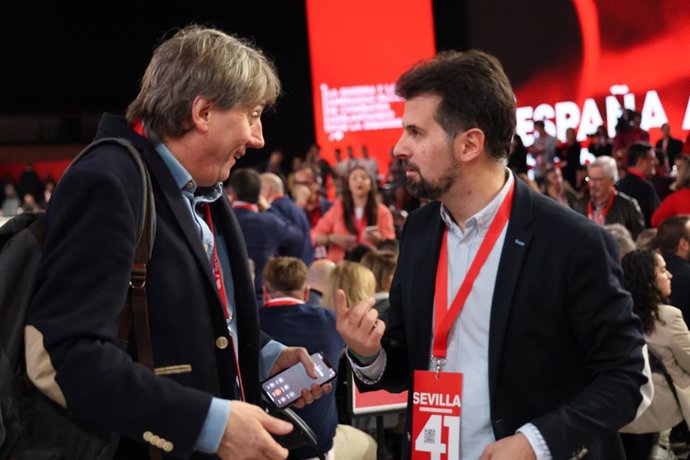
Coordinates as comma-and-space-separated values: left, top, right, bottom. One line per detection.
575, 155, 645, 239
26, 25, 329, 460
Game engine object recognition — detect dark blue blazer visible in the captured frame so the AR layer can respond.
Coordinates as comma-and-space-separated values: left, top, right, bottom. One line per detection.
259, 301, 345, 456
364, 174, 649, 459
27, 113, 267, 459
233, 207, 303, 303
270, 196, 314, 265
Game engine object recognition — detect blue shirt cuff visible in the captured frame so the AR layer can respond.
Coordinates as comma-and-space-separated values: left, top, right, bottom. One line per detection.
260, 340, 287, 380
194, 397, 231, 454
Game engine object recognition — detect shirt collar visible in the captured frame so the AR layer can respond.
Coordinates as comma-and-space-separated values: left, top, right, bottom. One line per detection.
439, 170, 514, 237
153, 141, 222, 203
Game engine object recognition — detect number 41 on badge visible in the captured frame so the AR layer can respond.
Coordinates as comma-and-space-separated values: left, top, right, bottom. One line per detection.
412, 371, 462, 460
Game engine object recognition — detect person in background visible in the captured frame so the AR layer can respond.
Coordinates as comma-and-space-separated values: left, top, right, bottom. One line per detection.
229, 168, 304, 304
322, 261, 376, 313
656, 123, 684, 170
604, 223, 636, 259
635, 228, 658, 251
589, 125, 613, 158
557, 127, 580, 188
291, 164, 333, 229
542, 166, 578, 209
575, 155, 645, 239
656, 216, 690, 325
620, 250, 690, 460
261, 172, 314, 265
360, 250, 397, 324
618, 142, 661, 228
507, 134, 528, 176
651, 156, 690, 228
312, 166, 395, 263
25, 25, 328, 460
306, 259, 336, 306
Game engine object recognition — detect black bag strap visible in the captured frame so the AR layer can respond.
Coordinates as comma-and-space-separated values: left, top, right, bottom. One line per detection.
67, 138, 160, 460
66, 138, 156, 370
648, 347, 682, 407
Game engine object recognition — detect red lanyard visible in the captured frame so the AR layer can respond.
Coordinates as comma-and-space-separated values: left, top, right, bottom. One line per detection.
204, 204, 230, 319
204, 203, 246, 400
587, 191, 615, 223
263, 298, 304, 307
626, 168, 647, 181
232, 202, 259, 212
354, 210, 368, 243
432, 180, 514, 360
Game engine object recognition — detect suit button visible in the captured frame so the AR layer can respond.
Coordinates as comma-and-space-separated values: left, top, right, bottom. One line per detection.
156, 438, 166, 448
150, 435, 160, 446
216, 337, 229, 349
163, 441, 174, 452
143, 431, 153, 442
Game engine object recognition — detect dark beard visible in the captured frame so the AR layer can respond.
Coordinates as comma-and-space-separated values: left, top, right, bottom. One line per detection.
405, 166, 456, 200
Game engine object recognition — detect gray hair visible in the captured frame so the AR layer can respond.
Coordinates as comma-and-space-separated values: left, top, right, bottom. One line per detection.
589, 155, 619, 182
127, 25, 280, 139
604, 223, 635, 258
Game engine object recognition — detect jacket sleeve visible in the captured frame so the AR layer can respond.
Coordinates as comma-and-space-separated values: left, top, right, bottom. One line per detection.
25, 153, 211, 459
267, 207, 304, 258
531, 226, 652, 459
376, 204, 396, 240
311, 200, 339, 244
667, 306, 690, 374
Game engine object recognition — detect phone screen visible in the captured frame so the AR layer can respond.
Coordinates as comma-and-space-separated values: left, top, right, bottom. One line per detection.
261, 352, 337, 409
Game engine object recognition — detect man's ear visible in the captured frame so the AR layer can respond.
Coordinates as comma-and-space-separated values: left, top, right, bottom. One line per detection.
454, 128, 485, 163
191, 96, 214, 133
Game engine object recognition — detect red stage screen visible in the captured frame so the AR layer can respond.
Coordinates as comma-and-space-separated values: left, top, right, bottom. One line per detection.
467, 0, 690, 167
305, 0, 436, 186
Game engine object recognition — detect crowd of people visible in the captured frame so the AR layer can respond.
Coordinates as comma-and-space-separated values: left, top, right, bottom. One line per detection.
4, 23, 690, 460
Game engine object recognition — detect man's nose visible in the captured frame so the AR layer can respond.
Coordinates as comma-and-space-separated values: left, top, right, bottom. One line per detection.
248, 119, 265, 149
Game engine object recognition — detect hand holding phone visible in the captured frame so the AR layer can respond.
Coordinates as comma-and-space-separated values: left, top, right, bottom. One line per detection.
262, 352, 337, 409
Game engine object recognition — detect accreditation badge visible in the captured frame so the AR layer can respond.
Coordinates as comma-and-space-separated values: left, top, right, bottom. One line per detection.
411, 370, 462, 460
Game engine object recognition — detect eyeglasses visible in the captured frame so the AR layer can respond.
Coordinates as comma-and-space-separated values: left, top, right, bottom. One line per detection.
585, 176, 610, 183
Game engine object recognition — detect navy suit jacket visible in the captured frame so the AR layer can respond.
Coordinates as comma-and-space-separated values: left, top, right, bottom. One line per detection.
233, 207, 303, 303
27, 113, 268, 459
664, 251, 690, 326
259, 301, 344, 456
617, 173, 660, 228
270, 195, 314, 265
362, 174, 649, 459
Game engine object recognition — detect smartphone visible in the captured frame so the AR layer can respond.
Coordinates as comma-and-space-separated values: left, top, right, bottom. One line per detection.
261, 352, 337, 409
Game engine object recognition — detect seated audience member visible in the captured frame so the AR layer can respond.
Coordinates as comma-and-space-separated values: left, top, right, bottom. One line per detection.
344, 244, 374, 263
620, 250, 690, 459
575, 155, 645, 239
604, 223, 636, 259
322, 261, 376, 314
292, 164, 333, 228
312, 166, 395, 262
259, 257, 374, 460
543, 166, 578, 209
651, 155, 690, 228
229, 168, 303, 303
656, 216, 690, 325
617, 142, 661, 228
260, 172, 314, 264
635, 228, 658, 251
360, 250, 397, 323
306, 258, 336, 306
556, 127, 581, 188
376, 238, 399, 258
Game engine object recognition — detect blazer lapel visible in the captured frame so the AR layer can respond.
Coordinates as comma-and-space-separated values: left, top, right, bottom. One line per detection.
488, 175, 533, 402
412, 203, 446, 370
142, 148, 217, 290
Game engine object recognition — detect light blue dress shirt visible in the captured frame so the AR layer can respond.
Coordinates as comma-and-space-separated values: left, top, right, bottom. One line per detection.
153, 141, 284, 454
352, 172, 552, 459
